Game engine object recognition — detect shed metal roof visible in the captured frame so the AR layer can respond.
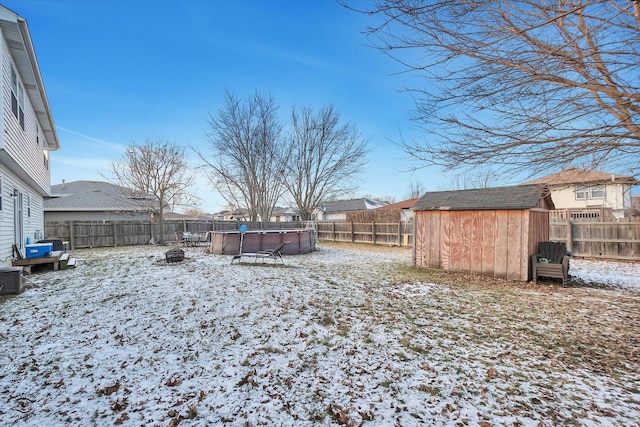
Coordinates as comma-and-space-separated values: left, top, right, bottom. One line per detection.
414, 184, 553, 211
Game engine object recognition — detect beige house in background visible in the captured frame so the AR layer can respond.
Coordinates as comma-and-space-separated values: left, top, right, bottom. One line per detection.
524, 168, 638, 219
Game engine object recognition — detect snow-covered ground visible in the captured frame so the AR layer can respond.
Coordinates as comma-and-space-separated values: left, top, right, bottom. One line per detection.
1, 243, 638, 426
569, 257, 640, 291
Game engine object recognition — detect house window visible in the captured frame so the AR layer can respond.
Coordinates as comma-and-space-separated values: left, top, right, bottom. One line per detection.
590, 186, 604, 199
11, 67, 18, 117
575, 185, 605, 200
10, 66, 25, 130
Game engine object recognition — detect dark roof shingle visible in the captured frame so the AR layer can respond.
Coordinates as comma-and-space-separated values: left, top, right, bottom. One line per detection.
413, 184, 552, 211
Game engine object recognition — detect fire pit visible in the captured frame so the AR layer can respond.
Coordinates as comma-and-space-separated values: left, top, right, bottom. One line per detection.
165, 248, 185, 263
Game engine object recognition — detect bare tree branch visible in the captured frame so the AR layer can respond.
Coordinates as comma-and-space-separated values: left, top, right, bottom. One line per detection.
110, 138, 196, 243
202, 90, 287, 221
284, 105, 369, 221
353, 0, 640, 177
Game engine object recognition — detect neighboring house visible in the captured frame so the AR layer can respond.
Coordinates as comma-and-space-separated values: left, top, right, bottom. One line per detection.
212, 209, 249, 221
270, 207, 301, 222
0, 6, 59, 264
44, 180, 158, 222
524, 168, 638, 220
376, 198, 419, 222
318, 198, 389, 221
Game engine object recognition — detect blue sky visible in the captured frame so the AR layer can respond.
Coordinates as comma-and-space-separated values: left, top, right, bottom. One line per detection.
5, 0, 516, 212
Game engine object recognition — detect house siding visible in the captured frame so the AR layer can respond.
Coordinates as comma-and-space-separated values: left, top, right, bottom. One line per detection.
1, 31, 51, 196
0, 165, 45, 265
548, 184, 632, 219
0, 14, 56, 266
323, 212, 347, 221
0, 168, 12, 264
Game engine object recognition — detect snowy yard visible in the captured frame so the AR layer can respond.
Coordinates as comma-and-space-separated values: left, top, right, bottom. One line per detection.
1, 242, 639, 426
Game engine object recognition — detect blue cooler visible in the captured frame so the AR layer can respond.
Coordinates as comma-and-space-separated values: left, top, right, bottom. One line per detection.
25, 243, 53, 259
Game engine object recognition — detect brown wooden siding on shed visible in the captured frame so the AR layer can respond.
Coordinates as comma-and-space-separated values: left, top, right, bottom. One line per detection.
414, 208, 550, 281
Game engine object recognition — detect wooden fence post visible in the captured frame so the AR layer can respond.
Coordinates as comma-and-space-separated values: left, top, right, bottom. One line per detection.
566, 217, 573, 252
371, 222, 376, 244
398, 222, 402, 246
69, 221, 75, 250
351, 222, 354, 242
113, 222, 118, 247
332, 222, 336, 242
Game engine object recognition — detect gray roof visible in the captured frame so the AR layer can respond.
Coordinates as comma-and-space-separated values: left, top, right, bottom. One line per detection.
272, 206, 299, 215
45, 180, 157, 212
414, 184, 553, 211
322, 198, 388, 213
51, 180, 149, 197
524, 168, 638, 186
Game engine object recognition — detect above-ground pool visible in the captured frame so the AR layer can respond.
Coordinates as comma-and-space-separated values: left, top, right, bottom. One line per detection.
209, 229, 316, 255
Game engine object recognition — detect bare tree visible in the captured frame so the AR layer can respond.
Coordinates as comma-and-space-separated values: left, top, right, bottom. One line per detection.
110, 138, 195, 243
355, 1, 640, 177
448, 168, 496, 191
406, 181, 425, 199
202, 91, 286, 221
284, 106, 369, 220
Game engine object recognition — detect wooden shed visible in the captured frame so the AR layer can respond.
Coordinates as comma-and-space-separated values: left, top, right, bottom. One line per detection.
413, 184, 554, 281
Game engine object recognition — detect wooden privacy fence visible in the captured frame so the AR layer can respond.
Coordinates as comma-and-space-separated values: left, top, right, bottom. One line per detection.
550, 220, 640, 260
45, 220, 214, 249
316, 221, 413, 247
45, 218, 640, 260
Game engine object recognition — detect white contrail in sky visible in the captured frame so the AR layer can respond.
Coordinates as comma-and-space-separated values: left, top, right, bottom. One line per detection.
56, 126, 125, 151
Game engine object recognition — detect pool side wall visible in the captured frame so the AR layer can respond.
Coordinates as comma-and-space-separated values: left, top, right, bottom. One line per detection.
210, 229, 316, 255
